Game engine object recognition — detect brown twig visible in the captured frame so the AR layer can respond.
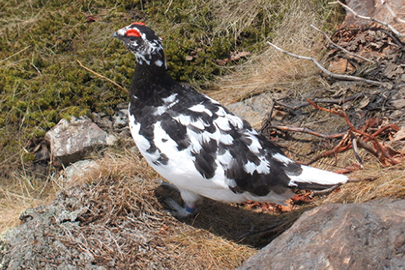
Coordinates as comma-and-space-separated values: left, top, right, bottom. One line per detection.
330, 0, 405, 37
307, 99, 402, 166
304, 132, 352, 165
355, 137, 378, 158
310, 24, 376, 63
271, 125, 345, 139
380, 0, 405, 24
266, 41, 385, 86
306, 99, 358, 130
76, 60, 128, 94
371, 124, 400, 137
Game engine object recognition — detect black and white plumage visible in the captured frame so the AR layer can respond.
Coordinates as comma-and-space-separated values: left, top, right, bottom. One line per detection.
112, 23, 348, 217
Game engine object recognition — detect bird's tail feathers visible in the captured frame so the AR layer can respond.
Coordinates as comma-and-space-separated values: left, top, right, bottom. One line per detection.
287, 165, 348, 190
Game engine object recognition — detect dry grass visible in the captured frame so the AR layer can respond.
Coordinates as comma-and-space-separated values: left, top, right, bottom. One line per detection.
2, 143, 402, 269
210, 0, 337, 104
0, 146, 316, 268
2, 139, 403, 268
60, 149, 325, 268
323, 162, 405, 204
210, 0, 275, 38
0, 170, 58, 232
44, 150, 259, 268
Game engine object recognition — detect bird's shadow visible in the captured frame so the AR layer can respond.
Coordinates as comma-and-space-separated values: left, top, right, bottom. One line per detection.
155, 185, 314, 249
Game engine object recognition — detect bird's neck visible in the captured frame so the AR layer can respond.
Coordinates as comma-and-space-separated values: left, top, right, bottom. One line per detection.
134, 48, 167, 69
129, 53, 176, 101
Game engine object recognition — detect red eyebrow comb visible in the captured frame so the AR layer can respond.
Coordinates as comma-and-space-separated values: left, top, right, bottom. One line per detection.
131, 22, 146, 26
126, 29, 141, 37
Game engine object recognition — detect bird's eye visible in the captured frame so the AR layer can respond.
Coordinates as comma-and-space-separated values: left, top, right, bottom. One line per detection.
126, 29, 141, 38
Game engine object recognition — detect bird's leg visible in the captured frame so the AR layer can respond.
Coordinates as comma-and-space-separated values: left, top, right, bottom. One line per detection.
164, 196, 196, 218
155, 179, 179, 191
156, 180, 201, 217
162, 186, 200, 218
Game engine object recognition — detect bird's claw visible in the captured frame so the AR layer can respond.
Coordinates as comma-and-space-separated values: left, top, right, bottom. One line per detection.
164, 195, 195, 218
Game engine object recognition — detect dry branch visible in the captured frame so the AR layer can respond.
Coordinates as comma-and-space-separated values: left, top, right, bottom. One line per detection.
305, 133, 352, 165
271, 125, 345, 139
310, 24, 376, 63
76, 60, 128, 94
351, 135, 364, 168
266, 41, 385, 86
330, 0, 405, 37
274, 92, 365, 111
380, 0, 405, 24
306, 99, 402, 166
1, 46, 31, 63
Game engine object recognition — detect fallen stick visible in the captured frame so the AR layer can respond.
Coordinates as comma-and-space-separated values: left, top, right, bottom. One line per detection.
381, 0, 405, 24
330, 0, 405, 37
351, 136, 364, 168
310, 24, 376, 63
275, 92, 365, 110
266, 41, 385, 86
304, 133, 352, 165
271, 125, 345, 139
76, 60, 128, 94
307, 99, 402, 165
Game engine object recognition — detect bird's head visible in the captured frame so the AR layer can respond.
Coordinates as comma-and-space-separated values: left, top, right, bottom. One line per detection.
112, 22, 166, 68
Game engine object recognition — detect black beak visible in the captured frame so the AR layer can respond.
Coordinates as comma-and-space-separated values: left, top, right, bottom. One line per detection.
110, 31, 119, 39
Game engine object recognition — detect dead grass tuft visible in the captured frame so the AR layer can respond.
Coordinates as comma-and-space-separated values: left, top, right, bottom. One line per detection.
210, 0, 339, 104
1, 150, 260, 269
210, 0, 276, 39
55, 150, 264, 269
322, 162, 405, 204
0, 168, 60, 232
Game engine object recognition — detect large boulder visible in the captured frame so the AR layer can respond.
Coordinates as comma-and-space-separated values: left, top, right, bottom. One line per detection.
237, 199, 405, 270
45, 116, 117, 166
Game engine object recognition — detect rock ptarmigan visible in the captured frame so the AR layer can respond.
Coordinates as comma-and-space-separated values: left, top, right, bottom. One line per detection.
112, 23, 348, 217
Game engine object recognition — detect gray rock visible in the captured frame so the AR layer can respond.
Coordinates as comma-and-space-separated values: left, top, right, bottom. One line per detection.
237, 199, 405, 270
45, 116, 117, 166
0, 192, 106, 270
59, 159, 101, 186
226, 93, 273, 126
112, 109, 129, 129
92, 112, 113, 130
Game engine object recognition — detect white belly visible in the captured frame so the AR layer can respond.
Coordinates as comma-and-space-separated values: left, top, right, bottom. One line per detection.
129, 113, 291, 205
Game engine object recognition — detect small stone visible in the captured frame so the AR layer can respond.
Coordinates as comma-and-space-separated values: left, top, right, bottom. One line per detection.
391, 99, 405, 109
113, 109, 129, 128
59, 159, 101, 186
45, 116, 117, 166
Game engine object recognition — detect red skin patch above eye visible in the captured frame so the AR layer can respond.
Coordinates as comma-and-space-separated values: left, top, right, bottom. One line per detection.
131, 22, 145, 26
126, 29, 141, 37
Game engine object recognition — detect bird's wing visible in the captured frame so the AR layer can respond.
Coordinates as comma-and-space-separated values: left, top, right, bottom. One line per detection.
157, 90, 302, 197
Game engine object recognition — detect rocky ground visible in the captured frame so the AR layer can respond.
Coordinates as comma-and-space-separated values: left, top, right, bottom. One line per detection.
1, 69, 405, 269
1, 1, 405, 269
